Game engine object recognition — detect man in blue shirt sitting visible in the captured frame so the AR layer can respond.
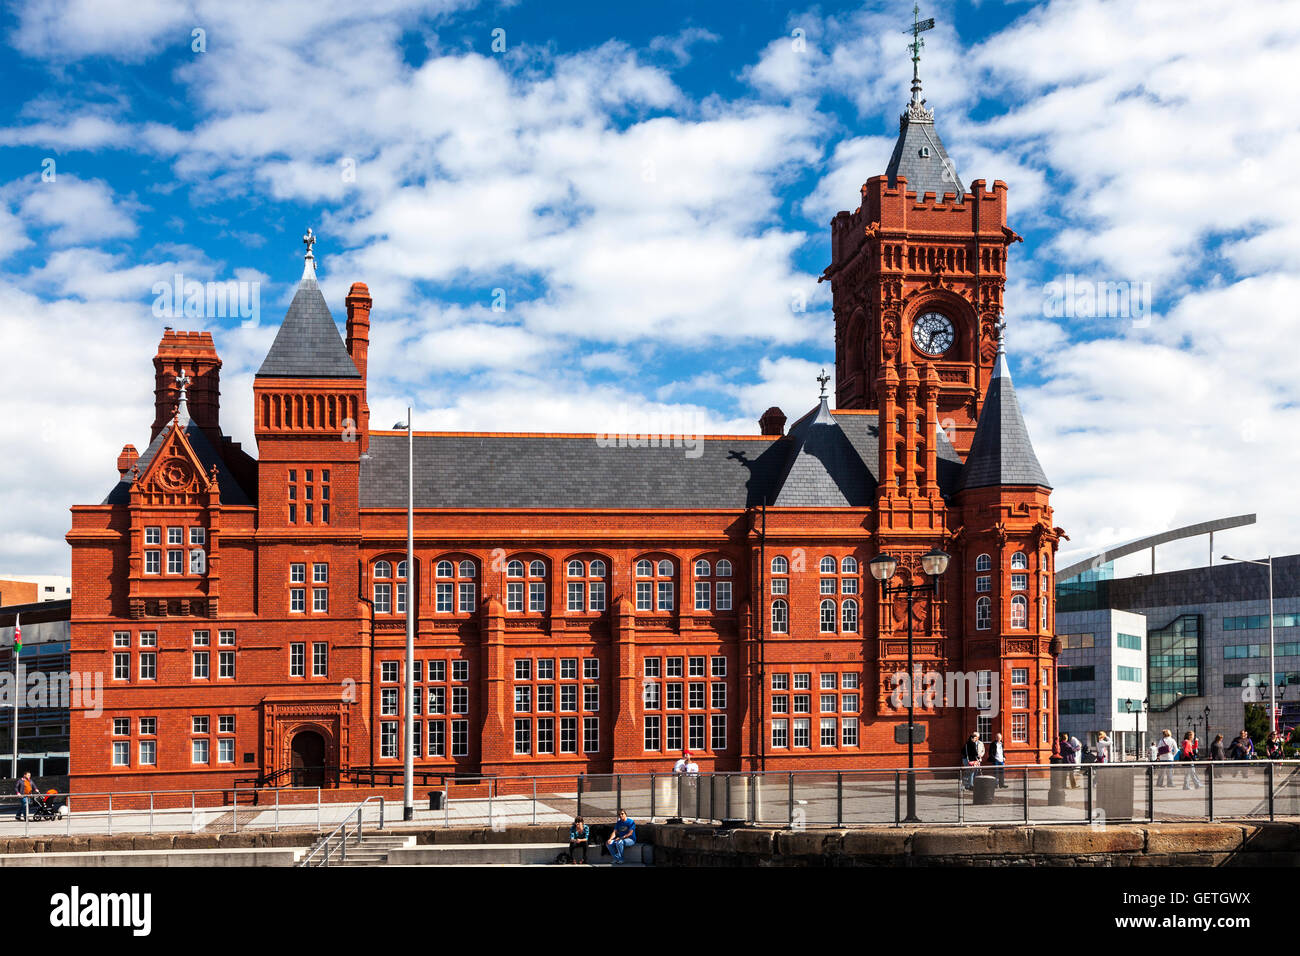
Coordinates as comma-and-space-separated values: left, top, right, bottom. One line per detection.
605, 809, 636, 864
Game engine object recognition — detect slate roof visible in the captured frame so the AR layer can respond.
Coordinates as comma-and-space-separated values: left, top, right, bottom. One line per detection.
102, 419, 253, 507
359, 406, 963, 510
361, 405, 899, 512
256, 276, 360, 378
885, 108, 966, 200
771, 399, 874, 507
958, 346, 1051, 491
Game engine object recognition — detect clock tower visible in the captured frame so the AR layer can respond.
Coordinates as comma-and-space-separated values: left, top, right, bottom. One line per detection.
822, 27, 1021, 457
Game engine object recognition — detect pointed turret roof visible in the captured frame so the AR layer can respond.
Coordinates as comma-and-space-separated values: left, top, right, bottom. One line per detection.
885, 10, 965, 200
256, 228, 361, 378
771, 393, 874, 507
958, 331, 1050, 491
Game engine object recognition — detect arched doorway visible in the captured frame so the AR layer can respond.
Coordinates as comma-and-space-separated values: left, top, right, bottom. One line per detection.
291, 730, 326, 787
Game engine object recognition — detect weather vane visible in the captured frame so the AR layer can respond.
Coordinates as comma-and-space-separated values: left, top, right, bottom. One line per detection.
303, 227, 316, 260
904, 4, 935, 109
817, 368, 831, 399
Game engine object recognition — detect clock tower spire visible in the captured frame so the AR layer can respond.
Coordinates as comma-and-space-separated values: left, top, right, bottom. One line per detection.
822, 10, 1019, 456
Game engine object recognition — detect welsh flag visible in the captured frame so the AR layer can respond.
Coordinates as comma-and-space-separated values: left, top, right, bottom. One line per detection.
12, 614, 20, 654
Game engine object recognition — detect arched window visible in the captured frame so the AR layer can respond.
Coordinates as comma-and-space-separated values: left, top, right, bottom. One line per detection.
694, 555, 732, 612
506, 557, 547, 613
819, 556, 837, 574
975, 554, 992, 572
566, 557, 607, 613
1011, 552, 1028, 570
976, 597, 991, 631
434, 556, 476, 613
840, 556, 858, 574
1010, 595, 1028, 629
374, 559, 406, 615
820, 599, 836, 633
635, 556, 675, 612
841, 599, 858, 633
771, 599, 789, 634
771, 555, 789, 596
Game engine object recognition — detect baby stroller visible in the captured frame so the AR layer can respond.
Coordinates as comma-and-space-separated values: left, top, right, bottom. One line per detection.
27, 789, 68, 822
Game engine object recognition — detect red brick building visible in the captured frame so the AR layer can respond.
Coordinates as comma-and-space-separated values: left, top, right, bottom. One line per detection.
67, 83, 1063, 793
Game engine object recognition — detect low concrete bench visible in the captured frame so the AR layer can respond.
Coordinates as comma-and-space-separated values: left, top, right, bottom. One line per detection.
0, 847, 303, 867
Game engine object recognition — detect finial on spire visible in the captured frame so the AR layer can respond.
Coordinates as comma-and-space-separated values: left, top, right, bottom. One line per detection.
302, 227, 318, 281
995, 320, 1008, 353
903, 4, 936, 122
174, 370, 191, 425
817, 367, 831, 399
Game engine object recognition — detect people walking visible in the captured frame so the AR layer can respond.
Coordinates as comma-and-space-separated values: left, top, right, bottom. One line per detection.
961, 732, 983, 789
1210, 733, 1226, 762
13, 772, 35, 821
1181, 731, 1203, 790
1228, 729, 1255, 777
991, 732, 1007, 788
1155, 730, 1176, 787
1096, 731, 1111, 763
1265, 731, 1284, 759
1058, 733, 1079, 788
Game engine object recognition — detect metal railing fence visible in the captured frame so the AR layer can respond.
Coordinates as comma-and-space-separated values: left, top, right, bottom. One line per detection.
5, 761, 1298, 838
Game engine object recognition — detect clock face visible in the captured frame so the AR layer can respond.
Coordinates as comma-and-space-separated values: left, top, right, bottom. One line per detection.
912, 311, 954, 356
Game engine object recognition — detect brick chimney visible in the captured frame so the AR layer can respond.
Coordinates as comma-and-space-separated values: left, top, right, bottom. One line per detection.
153, 330, 222, 442
117, 444, 139, 478
759, 406, 787, 436
345, 282, 372, 449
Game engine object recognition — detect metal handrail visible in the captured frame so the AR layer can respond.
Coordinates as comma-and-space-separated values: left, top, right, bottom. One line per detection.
298, 795, 386, 867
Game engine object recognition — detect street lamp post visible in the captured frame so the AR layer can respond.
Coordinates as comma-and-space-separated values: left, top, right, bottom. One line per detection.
395, 410, 415, 821
1203, 706, 1211, 752
1222, 555, 1276, 733
870, 546, 950, 824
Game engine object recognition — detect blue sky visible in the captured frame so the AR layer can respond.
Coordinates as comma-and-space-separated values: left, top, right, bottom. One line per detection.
1, 0, 1298, 577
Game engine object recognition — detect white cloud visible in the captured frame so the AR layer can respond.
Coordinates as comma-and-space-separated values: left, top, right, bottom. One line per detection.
8, 175, 140, 245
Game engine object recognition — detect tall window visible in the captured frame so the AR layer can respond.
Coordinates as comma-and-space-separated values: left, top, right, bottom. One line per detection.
565, 557, 608, 613
976, 597, 992, 631
1010, 595, 1028, 629
820, 599, 836, 633
771, 599, 789, 634
373, 560, 392, 614
634, 557, 675, 612
506, 557, 548, 613
434, 556, 477, 614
